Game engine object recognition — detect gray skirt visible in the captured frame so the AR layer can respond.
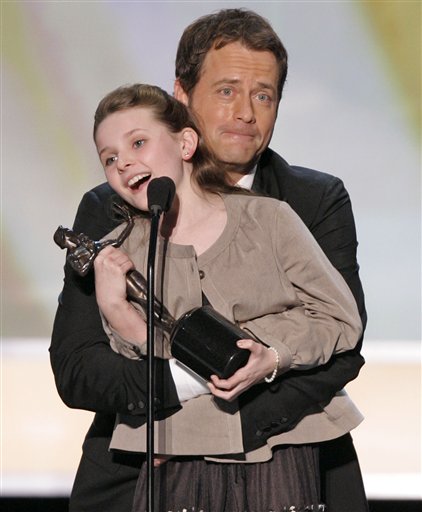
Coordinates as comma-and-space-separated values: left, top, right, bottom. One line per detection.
132, 444, 327, 512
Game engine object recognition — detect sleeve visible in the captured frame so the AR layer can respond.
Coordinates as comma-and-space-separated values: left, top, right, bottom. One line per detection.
169, 359, 210, 402
49, 187, 181, 418
241, 202, 362, 370
239, 178, 366, 445
309, 176, 367, 331
101, 305, 172, 360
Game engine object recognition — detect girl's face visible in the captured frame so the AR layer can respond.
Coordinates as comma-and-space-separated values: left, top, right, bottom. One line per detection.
95, 107, 195, 211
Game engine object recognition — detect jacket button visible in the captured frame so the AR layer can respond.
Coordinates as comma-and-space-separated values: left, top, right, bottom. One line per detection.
255, 430, 263, 437
154, 397, 161, 406
280, 417, 288, 424
199, 270, 205, 279
138, 400, 145, 409
128, 403, 135, 411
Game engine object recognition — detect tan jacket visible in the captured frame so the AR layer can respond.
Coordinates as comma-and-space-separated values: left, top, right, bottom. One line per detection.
104, 194, 363, 461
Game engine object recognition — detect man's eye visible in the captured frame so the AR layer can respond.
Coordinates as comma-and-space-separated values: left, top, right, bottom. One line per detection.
105, 156, 117, 166
220, 88, 232, 96
134, 139, 145, 148
256, 93, 271, 102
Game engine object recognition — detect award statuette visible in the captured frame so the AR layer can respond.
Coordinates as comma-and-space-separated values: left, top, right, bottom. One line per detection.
54, 202, 250, 381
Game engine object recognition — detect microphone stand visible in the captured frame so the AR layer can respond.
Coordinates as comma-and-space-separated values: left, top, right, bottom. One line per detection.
146, 206, 162, 512
145, 177, 175, 512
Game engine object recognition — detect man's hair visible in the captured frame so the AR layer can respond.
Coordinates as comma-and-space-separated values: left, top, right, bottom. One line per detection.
175, 8, 288, 102
93, 83, 245, 195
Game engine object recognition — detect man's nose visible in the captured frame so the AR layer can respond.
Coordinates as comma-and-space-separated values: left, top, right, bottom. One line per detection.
235, 95, 255, 123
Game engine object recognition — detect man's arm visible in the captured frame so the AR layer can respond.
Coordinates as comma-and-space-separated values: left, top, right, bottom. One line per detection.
49, 184, 181, 419
239, 161, 366, 449
308, 172, 366, 330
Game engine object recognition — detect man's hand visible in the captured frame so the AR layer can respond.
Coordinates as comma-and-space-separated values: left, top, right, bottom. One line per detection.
154, 455, 173, 468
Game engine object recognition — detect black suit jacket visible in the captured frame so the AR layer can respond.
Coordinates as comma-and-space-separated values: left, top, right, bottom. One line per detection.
50, 147, 366, 509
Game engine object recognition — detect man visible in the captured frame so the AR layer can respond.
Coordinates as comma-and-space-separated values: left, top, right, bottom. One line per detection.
50, 8, 368, 512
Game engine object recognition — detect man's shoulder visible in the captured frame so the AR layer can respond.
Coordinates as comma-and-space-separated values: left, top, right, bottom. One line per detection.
73, 182, 120, 236
255, 148, 348, 227
259, 148, 341, 188
83, 182, 115, 202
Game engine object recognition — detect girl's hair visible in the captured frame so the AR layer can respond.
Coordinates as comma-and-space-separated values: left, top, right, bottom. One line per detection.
94, 83, 246, 195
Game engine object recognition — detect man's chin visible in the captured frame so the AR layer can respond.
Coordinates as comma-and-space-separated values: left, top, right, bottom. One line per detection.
214, 151, 259, 172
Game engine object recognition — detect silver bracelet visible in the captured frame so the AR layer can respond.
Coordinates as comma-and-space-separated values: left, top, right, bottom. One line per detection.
264, 346, 280, 383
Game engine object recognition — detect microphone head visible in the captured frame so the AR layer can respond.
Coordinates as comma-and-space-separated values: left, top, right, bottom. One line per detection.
147, 177, 176, 214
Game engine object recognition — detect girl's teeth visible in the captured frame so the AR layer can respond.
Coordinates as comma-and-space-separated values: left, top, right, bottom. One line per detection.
128, 176, 141, 187
128, 174, 150, 189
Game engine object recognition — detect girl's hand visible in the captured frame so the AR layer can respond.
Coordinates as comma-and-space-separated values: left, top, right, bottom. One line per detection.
94, 245, 134, 317
208, 339, 283, 401
93, 246, 147, 347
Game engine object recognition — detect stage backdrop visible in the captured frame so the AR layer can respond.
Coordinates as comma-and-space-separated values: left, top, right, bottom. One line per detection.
2, 0, 420, 500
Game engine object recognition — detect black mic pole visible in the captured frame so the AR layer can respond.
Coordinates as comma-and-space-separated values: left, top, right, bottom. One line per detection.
146, 210, 159, 512
146, 177, 176, 512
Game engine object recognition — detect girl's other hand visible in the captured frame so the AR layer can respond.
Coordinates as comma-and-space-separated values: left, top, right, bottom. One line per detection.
208, 339, 283, 401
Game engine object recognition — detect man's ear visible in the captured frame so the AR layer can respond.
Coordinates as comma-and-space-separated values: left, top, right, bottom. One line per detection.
174, 79, 189, 106
181, 128, 198, 160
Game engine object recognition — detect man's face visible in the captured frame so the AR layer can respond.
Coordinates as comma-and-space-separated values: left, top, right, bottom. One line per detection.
176, 41, 279, 174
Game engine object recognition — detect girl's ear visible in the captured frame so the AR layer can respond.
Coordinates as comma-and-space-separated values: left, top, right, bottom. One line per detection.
181, 128, 198, 161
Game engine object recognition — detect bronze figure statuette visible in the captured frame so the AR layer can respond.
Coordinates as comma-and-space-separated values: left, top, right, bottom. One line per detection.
54, 202, 173, 333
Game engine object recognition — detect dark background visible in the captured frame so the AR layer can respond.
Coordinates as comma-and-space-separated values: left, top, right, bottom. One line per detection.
2, 498, 422, 511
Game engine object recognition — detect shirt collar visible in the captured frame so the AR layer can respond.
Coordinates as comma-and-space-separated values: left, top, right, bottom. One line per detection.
235, 165, 257, 190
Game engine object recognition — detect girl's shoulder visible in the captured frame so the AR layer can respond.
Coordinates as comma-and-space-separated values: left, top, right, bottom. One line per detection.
224, 192, 294, 220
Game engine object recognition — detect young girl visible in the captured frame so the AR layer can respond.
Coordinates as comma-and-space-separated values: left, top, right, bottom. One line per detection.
93, 84, 362, 512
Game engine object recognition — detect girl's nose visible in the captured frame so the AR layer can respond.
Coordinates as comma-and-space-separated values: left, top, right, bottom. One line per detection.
116, 152, 134, 174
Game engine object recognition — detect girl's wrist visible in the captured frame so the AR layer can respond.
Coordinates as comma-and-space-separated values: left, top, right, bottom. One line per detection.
264, 346, 280, 383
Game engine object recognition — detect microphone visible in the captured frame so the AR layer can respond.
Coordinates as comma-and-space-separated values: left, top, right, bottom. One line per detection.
147, 177, 176, 215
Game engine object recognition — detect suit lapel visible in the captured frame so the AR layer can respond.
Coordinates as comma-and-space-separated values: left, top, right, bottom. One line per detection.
252, 148, 290, 201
